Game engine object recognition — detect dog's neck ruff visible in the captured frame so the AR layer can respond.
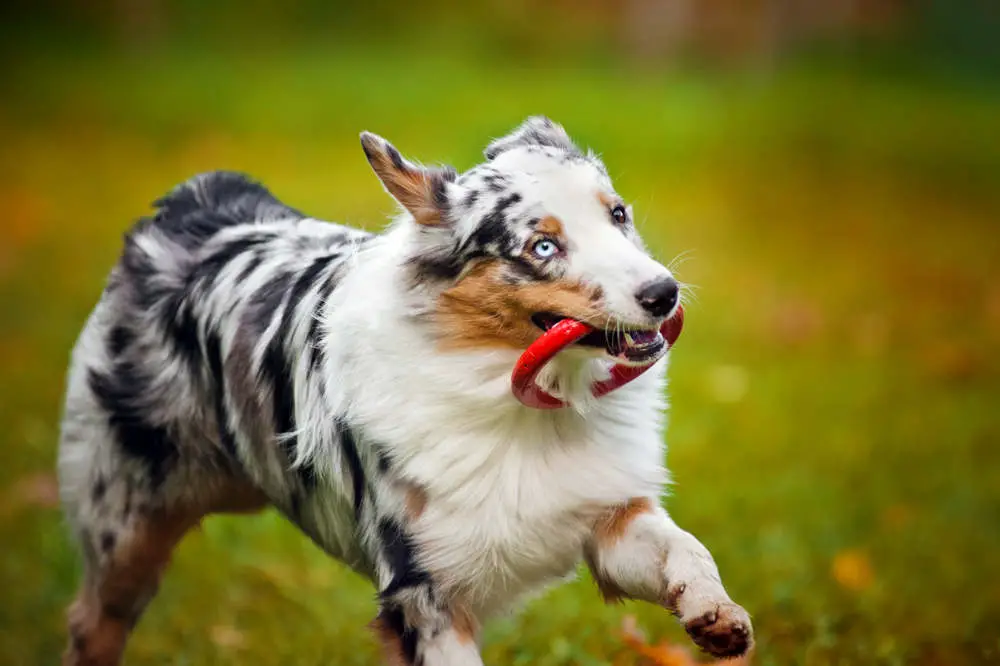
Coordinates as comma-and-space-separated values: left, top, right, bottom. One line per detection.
511, 307, 684, 409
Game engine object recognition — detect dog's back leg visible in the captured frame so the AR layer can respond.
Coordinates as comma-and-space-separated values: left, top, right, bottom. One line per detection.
59, 410, 267, 666
61, 467, 267, 666
63, 502, 195, 666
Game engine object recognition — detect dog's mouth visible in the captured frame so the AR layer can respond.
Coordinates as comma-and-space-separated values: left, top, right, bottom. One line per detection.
530, 312, 666, 364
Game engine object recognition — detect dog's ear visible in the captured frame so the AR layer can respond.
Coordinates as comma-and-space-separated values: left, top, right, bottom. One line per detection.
484, 116, 580, 161
360, 132, 458, 226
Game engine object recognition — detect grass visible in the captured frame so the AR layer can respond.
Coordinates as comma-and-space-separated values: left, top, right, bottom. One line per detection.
1, 43, 999, 665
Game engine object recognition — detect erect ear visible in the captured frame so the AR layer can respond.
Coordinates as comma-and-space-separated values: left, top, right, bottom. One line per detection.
484, 116, 580, 161
360, 132, 457, 226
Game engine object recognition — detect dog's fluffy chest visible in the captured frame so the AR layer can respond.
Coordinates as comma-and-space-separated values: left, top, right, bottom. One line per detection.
401, 425, 667, 615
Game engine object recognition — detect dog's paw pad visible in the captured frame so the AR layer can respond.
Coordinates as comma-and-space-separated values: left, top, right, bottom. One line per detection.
683, 602, 753, 658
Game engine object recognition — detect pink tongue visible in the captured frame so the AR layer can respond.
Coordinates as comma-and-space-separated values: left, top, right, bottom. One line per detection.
629, 329, 659, 345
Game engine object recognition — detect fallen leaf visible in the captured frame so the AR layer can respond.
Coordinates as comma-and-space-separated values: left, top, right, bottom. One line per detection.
832, 548, 874, 592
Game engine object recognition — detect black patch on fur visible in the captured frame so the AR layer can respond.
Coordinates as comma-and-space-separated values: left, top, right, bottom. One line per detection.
386, 145, 407, 172
376, 450, 393, 474
107, 325, 133, 357
260, 343, 294, 436
336, 419, 366, 521
492, 192, 522, 218
120, 234, 174, 313
92, 476, 107, 502
379, 518, 430, 598
482, 171, 509, 193
236, 254, 264, 283
284, 255, 335, 333
407, 253, 463, 282
257, 325, 318, 488
100, 531, 116, 553
431, 175, 450, 216
463, 193, 522, 256
205, 332, 238, 459
102, 601, 133, 623
503, 257, 547, 283
379, 606, 419, 665
289, 488, 304, 518
88, 366, 176, 489
121, 477, 132, 519
306, 309, 326, 373
463, 188, 479, 209
306, 256, 354, 373
169, 305, 203, 373
192, 233, 276, 288
250, 271, 295, 336
262, 255, 338, 488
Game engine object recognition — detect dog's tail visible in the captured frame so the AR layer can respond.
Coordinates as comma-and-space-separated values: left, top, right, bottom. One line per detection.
143, 170, 305, 250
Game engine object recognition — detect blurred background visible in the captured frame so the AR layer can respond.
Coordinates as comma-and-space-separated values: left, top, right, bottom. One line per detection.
1, 1, 998, 664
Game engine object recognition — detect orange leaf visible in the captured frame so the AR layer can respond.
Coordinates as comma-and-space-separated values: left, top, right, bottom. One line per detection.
832, 548, 874, 592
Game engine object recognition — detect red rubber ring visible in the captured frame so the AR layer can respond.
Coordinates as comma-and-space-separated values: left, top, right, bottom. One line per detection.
511, 306, 684, 409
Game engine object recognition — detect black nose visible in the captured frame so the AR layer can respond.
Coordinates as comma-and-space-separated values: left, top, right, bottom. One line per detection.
635, 277, 679, 317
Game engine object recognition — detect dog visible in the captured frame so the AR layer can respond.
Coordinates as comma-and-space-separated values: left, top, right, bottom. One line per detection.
58, 117, 752, 665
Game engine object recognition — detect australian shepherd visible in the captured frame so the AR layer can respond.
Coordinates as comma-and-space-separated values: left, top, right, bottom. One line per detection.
58, 117, 752, 665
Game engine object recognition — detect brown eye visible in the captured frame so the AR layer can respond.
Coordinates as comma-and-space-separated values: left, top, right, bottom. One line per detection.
611, 205, 627, 225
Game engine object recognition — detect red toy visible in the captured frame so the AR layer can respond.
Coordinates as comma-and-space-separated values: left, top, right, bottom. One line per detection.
511, 306, 684, 409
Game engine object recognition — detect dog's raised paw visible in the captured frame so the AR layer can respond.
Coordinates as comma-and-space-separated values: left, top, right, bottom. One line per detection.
683, 602, 753, 658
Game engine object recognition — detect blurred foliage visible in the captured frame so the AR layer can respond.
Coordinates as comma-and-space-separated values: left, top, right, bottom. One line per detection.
1, 3, 999, 665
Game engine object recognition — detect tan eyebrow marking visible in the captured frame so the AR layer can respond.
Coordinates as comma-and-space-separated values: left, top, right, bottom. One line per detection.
597, 192, 622, 209
535, 215, 565, 239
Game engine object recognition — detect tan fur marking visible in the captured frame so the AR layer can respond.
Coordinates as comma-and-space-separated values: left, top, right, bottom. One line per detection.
206, 480, 269, 515
593, 497, 654, 546
451, 606, 480, 645
585, 497, 656, 605
64, 512, 197, 666
364, 141, 444, 226
597, 191, 622, 209
369, 614, 412, 666
404, 484, 428, 520
434, 259, 604, 351
64, 589, 129, 666
535, 215, 565, 241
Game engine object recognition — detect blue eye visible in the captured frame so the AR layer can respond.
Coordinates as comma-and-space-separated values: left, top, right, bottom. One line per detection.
532, 239, 560, 259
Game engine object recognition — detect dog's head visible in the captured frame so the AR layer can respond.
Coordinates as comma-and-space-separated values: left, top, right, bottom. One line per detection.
361, 117, 679, 366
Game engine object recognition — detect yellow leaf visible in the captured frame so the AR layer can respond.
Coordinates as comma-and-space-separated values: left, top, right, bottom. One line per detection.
832, 549, 874, 591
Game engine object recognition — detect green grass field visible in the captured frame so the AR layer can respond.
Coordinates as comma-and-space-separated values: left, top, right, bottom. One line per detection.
1, 46, 998, 665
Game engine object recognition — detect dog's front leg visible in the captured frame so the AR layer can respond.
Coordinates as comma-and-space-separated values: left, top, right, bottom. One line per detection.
584, 498, 753, 658
371, 597, 483, 666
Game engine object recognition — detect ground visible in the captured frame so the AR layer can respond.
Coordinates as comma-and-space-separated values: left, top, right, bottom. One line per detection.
0, 47, 998, 665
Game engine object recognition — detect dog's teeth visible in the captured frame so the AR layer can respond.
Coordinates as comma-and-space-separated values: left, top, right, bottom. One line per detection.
624, 332, 635, 346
